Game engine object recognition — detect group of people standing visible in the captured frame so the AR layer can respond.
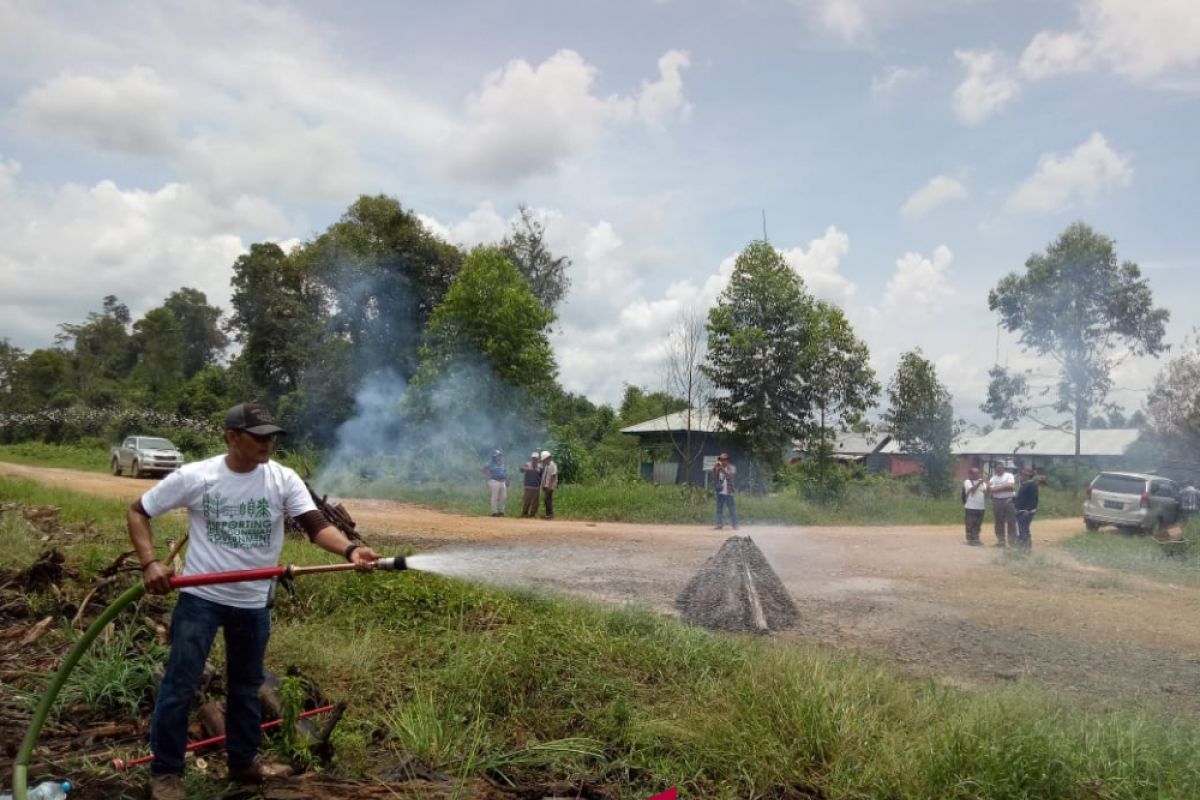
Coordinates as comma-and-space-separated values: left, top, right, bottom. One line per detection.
482, 449, 559, 519
962, 460, 1039, 549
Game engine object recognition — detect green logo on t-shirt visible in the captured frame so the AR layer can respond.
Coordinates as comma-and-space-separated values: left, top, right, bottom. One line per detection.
203, 489, 272, 548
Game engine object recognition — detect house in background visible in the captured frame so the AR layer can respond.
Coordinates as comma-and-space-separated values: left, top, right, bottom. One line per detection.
953, 427, 1143, 477
619, 410, 757, 486
790, 432, 921, 476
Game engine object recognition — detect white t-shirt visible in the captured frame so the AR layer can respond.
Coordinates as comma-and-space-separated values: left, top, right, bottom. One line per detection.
141, 455, 316, 608
989, 472, 1016, 501
962, 478, 987, 510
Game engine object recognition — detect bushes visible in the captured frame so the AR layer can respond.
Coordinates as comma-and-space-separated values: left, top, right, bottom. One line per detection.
0, 407, 221, 456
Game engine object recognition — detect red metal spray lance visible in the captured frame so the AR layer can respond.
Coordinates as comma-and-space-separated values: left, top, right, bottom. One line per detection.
9, 556, 409, 800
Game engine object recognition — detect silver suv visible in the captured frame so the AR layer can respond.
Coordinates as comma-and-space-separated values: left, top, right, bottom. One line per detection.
1083, 471, 1180, 535
111, 436, 184, 478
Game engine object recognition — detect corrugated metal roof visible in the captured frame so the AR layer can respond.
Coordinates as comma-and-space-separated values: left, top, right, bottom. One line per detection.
955, 427, 1140, 457
619, 409, 728, 434
828, 432, 899, 454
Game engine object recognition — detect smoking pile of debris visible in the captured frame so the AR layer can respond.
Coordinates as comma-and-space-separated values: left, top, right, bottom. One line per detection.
675, 535, 799, 634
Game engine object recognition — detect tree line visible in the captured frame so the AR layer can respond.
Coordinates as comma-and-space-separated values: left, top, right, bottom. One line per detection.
0, 201, 1190, 493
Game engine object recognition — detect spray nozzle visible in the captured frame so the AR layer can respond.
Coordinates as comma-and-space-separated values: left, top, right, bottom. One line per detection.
376, 556, 408, 571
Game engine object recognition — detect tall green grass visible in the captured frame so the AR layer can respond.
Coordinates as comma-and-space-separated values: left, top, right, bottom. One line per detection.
0, 440, 113, 472
1062, 526, 1200, 587
6, 479, 1200, 798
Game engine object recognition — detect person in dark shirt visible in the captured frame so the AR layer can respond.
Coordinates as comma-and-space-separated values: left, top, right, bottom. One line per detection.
1014, 466, 1039, 551
519, 451, 542, 518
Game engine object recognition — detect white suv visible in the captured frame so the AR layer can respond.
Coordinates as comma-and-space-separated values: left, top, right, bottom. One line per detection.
1083, 471, 1180, 535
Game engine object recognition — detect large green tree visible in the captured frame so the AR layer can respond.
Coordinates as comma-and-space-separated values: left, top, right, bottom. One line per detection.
300, 195, 464, 383
416, 246, 556, 396
227, 242, 325, 401
162, 288, 229, 379
988, 222, 1169, 481
883, 350, 958, 496
130, 307, 186, 408
55, 295, 135, 397
703, 240, 816, 475
805, 300, 880, 481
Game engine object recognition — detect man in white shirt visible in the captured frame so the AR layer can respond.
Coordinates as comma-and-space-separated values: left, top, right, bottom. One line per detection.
128, 403, 380, 800
961, 466, 987, 545
540, 450, 559, 519
987, 460, 1018, 547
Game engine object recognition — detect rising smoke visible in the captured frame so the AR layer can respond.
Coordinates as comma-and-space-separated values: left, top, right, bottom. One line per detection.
314, 356, 548, 495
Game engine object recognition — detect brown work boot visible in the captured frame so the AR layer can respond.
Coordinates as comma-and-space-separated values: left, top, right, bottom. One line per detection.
229, 756, 294, 784
147, 773, 185, 800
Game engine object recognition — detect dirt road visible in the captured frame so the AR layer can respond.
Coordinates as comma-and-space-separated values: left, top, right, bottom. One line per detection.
5, 461, 1200, 716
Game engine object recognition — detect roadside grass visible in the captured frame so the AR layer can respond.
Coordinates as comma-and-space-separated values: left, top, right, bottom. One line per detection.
0, 440, 112, 472
1, 444, 1081, 526
328, 475, 1081, 527
1062, 528, 1200, 588
6, 480, 1200, 798
999, 548, 1061, 581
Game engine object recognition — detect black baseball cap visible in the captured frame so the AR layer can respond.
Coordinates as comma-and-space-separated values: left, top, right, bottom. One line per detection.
224, 403, 285, 436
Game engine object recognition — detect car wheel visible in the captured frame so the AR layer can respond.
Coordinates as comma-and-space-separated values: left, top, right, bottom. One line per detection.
1084, 518, 1101, 531
111, 458, 122, 477
131, 460, 141, 479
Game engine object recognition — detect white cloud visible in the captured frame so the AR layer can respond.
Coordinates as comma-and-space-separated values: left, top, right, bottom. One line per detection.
883, 245, 954, 311
0, 163, 291, 350
14, 67, 182, 156
445, 49, 691, 182
871, 65, 925, 96
779, 226, 857, 306
1006, 132, 1133, 214
636, 50, 693, 127
1019, 30, 1095, 79
952, 49, 1020, 124
817, 0, 869, 41
1020, 0, 1200, 83
900, 175, 968, 218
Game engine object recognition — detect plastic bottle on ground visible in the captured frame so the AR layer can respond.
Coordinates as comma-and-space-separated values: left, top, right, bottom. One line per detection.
0, 780, 72, 800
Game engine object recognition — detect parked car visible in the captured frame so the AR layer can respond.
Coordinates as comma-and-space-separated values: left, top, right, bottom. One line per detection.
1082, 471, 1180, 535
110, 436, 185, 478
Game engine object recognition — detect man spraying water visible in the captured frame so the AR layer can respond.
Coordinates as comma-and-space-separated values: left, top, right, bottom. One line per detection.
127, 403, 381, 800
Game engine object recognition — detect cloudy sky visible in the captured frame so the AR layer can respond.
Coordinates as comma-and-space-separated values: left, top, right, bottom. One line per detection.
1, 0, 1197, 423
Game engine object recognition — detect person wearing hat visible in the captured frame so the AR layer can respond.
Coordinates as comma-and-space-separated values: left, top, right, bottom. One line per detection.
961, 466, 987, 545
127, 403, 381, 800
539, 450, 558, 519
986, 459, 1018, 547
519, 451, 543, 517
713, 453, 739, 530
481, 449, 509, 517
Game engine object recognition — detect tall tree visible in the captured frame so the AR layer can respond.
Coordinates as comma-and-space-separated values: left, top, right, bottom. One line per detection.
227, 243, 325, 400
883, 349, 958, 496
162, 288, 229, 379
618, 385, 687, 424
1145, 333, 1200, 460
805, 300, 880, 482
663, 308, 715, 484
988, 222, 1169, 482
300, 195, 464, 383
0, 339, 24, 412
500, 205, 572, 311
131, 307, 186, 407
55, 295, 135, 391
416, 246, 556, 396
12, 348, 73, 409
703, 240, 816, 476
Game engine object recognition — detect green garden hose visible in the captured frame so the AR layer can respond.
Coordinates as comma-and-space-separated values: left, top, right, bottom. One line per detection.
11, 582, 146, 800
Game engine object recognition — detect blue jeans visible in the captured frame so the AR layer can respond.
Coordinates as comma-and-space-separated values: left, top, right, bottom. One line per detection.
150, 592, 271, 775
716, 493, 738, 529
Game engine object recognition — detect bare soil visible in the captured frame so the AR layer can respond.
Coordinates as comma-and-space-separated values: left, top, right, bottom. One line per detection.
4, 462, 1200, 718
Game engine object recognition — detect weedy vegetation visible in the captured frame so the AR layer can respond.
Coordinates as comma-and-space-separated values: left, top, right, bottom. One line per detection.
5, 479, 1200, 798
